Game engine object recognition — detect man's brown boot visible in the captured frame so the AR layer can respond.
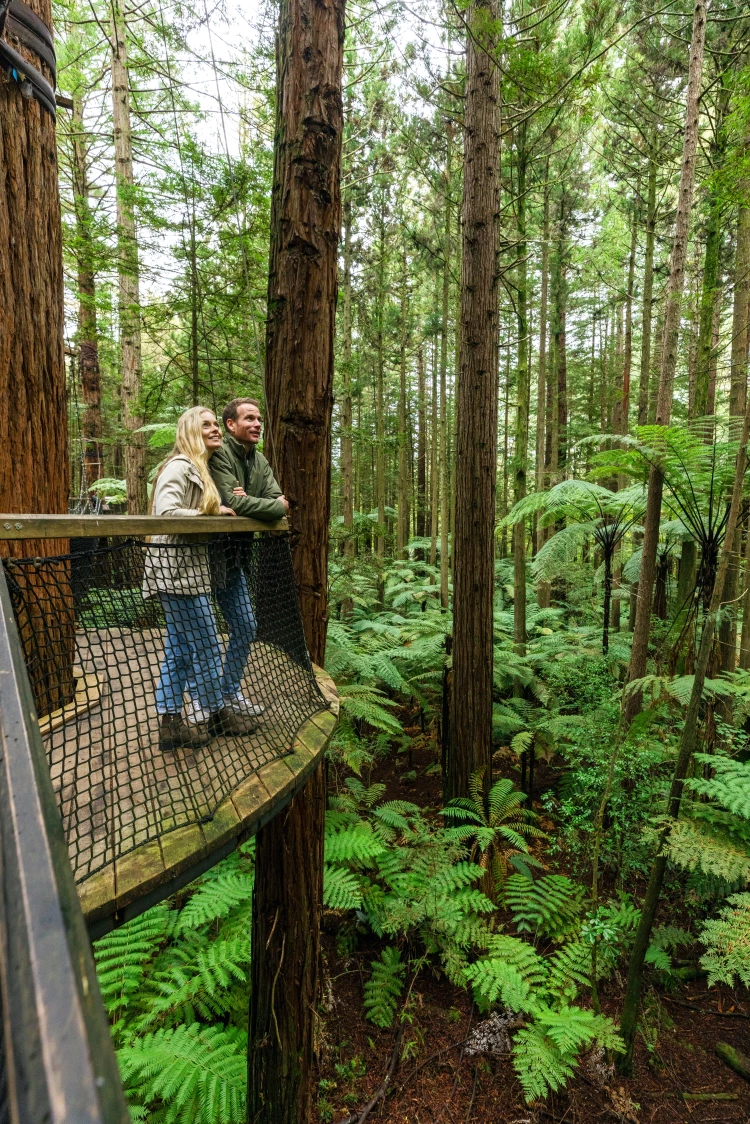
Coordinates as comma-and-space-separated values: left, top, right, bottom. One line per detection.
160, 713, 211, 752
208, 707, 258, 738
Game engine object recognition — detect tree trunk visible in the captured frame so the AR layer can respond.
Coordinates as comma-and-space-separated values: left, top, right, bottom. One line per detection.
718, 174, 750, 677
619, 370, 750, 1074
111, 0, 146, 514
71, 93, 102, 487
375, 195, 386, 559
397, 246, 410, 555
514, 122, 529, 654
446, 0, 500, 803
439, 127, 452, 609
623, 0, 707, 726
535, 161, 549, 567
0, 0, 70, 714
637, 145, 657, 427
553, 200, 568, 474
249, 1, 344, 1120
417, 344, 427, 541
693, 90, 727, 422
430, 330, 439, 566
620, 211, 637, 434
341, 196, 354, 559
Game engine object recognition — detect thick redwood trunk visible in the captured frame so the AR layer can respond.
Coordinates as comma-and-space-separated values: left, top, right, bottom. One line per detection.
249, 1, 344, 1120
0, 0, 71, 718
0, 0, 67, 532
446, 0, 500, 803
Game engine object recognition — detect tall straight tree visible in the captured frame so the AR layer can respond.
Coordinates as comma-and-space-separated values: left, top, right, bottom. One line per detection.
70, 92, 103, 486
248, 0, 344, 1120
0, 0, 67, 541
110, 0, 146, 514
446, 0, 500, 802
623, 0, 708, 726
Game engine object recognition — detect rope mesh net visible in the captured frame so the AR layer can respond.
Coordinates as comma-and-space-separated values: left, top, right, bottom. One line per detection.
3, 533, 324, 883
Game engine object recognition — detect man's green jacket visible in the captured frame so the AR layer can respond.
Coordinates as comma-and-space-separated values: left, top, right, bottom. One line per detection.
209, 435, 285, 522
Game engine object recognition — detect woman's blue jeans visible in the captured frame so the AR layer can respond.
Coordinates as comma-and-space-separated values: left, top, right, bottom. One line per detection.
156, 570, 257, 715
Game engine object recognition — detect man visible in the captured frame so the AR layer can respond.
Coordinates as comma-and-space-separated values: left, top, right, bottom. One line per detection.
186, 398, 288, 724
209, 397, 290, 522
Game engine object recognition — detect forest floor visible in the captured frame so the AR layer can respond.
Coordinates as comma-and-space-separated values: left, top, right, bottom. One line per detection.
316, 740, 750, 1124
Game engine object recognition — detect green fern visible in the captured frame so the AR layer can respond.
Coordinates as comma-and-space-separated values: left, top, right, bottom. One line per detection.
504, 874, 584, 939
94, 904, 172, 1019
135, 938, 250, 1029
323, 865, 364, 910
118, 1023, 246, 1124
173, 870, 255, 935
699, 893, 750, 987
512, 1007, 623, 1104
363, 946, 405, 1028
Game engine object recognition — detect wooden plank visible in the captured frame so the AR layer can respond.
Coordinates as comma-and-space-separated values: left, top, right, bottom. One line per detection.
0, 514, 288, 539
114, 840, 165, 909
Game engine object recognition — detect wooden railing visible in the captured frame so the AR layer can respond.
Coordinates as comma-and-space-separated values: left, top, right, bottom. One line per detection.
0, 513, 288, 538
0, 562, 129, 1122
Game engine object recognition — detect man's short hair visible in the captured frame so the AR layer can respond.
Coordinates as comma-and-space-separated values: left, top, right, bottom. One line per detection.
222, 397, 261, 429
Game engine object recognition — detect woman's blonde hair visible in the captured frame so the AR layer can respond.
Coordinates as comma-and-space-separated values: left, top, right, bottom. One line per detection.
152, 406, 222, 514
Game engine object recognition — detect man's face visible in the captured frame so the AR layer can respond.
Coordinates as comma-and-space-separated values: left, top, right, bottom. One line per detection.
227, 403, 262, 446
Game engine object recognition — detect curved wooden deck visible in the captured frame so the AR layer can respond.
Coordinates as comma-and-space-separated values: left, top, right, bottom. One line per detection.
79, 666, 338, 940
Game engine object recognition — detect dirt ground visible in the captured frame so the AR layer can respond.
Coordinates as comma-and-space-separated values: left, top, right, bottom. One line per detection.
316, 739, 750, 1124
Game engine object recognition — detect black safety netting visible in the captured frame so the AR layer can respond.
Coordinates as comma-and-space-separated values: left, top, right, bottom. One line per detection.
2, 534, 325, 883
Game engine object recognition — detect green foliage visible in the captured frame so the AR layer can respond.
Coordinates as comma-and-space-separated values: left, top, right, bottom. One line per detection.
699, 893, 750, 987
504, 874, 584, 939
94, 845, 255, 1120
363, 947, 406, 1028
117, 1023, 246, 1124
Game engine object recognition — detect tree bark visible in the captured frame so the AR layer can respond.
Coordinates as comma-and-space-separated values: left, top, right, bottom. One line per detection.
535, 161, 549, 567
249, 1, 344, 1121
417, 344, 427, 541
111, 0, 146, 513
637, 145, 657, 427
71, 93, 103, 487
514, 121, 529, 653
439, 126, 453, 609
446, 0, 500, 803
397, 245, 410, 555
623, 0, 707, 726
341, 196, 354, 557
0, 0, 70, 715
375, 194, 386, 559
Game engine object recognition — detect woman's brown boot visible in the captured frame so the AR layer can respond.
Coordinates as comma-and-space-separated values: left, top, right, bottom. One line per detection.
159, 713, 211, 752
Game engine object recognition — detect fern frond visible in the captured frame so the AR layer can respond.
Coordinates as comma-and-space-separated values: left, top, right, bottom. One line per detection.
699, 893, 750, 987
363, 946, 405, 1028
323, 865, 364, 911
504, 874, 584, 939
118, 1023, 246, 1124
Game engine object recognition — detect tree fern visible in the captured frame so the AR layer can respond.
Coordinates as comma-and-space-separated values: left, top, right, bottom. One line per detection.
363, 947, 405, 1028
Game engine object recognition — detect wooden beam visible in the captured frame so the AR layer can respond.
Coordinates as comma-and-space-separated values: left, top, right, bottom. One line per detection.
0, 514, 288, 539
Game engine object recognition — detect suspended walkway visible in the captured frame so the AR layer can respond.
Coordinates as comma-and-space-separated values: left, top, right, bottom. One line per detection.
0, 513, 338, 1120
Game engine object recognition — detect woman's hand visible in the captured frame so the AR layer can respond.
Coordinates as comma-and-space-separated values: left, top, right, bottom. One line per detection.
220, 505, 237, 517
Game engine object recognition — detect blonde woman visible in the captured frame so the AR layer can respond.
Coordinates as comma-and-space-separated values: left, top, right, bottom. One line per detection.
143, 407, 256, 752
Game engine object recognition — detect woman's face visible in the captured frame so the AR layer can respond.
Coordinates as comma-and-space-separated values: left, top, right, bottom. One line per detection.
200, 411, 222, 451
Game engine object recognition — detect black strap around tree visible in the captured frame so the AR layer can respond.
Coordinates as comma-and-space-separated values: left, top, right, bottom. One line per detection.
0, 0, 56, 120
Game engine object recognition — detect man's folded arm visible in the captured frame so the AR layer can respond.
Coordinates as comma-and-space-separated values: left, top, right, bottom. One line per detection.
209, 447, 286, 522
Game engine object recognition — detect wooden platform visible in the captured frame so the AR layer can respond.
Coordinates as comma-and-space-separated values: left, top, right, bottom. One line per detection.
38, 626, 337, 938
